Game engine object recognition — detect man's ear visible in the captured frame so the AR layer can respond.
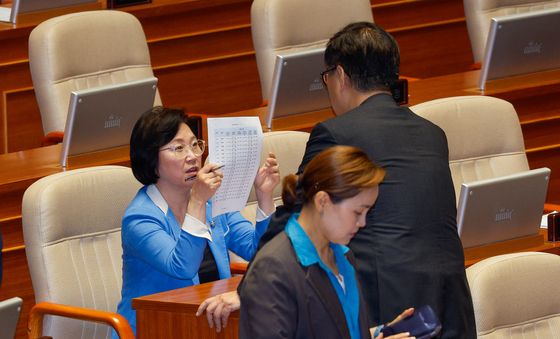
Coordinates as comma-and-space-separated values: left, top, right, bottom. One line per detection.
336, 65, 350, 88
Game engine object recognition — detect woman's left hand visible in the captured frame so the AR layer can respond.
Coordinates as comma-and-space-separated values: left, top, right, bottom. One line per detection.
196, 291, 240, 333
254, 153, 280, 214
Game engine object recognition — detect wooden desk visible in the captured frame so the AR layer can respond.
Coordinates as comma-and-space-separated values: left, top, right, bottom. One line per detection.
132, 230, 560, 339
133, 276, 242, 339
464, 230, 560, 267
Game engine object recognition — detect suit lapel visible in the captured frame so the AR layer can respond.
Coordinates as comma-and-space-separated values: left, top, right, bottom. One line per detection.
305, 265, 350, 338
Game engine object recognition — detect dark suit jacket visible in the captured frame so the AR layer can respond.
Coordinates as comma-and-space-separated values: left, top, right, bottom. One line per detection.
239, 232, 370, 339
260, 93, 476, 338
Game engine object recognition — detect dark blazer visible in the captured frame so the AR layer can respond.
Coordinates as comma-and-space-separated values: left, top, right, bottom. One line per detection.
258, 93, 476, 338
239, 232, 371, 339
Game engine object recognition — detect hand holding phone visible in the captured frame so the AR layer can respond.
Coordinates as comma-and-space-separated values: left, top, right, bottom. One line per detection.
381, 305, 442, 339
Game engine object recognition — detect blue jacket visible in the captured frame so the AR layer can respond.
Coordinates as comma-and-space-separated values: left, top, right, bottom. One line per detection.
115, 185, 270, 335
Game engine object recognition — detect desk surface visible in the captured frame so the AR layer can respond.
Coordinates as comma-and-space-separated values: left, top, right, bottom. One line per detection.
0, 144, 130, 186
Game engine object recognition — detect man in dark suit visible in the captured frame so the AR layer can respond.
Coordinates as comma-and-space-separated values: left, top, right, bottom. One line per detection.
263, 22, 476, 338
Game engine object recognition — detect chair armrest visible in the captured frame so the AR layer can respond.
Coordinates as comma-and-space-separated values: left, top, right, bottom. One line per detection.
230, 262, 248, 275
545, 203, 560, 213
41, 131, 64, 146
470, 62, 481, 70
28, 302, 134, 339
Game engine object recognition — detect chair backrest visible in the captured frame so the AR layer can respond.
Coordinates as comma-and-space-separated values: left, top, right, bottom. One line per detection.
28, 10, 162, 136
463, 0, 560, 63
22, 166, 142, 339
251, 0, 373, 102
466, 251, 560, 338
239, 130, 310, 222
410, 95, 529, 203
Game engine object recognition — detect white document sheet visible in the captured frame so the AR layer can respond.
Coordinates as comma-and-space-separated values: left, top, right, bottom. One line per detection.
207, 117, 263, 218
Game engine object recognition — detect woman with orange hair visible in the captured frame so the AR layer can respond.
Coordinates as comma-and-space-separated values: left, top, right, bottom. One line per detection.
238, 145, 414, 339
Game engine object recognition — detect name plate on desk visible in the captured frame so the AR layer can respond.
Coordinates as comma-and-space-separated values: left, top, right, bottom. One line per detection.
107, 0, 151, 8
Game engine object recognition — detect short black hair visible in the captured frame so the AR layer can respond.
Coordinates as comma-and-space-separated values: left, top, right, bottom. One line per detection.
325, 22, 400, 92
130, 106, 192, 185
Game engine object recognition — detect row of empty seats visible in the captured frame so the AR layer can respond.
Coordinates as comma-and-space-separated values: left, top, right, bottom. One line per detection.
30, 0, 560, 144
29, 0, 373, 144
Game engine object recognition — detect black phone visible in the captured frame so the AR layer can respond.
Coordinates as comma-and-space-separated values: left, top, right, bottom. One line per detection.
380, 305, 442, 339
391, 78, 408, 105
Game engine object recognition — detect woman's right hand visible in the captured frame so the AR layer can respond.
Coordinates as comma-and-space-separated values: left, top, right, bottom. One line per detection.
196, 291, 240, 333
371, 308, 416, 339
190, 163, 224, 203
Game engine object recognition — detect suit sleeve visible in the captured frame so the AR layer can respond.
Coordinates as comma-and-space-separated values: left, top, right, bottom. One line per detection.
298, 122, 337, 174
238, 254, 297, 338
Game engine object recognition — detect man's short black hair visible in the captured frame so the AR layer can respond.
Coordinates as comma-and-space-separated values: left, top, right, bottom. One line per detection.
130, 106, 193, 185
325, 22, 400, 92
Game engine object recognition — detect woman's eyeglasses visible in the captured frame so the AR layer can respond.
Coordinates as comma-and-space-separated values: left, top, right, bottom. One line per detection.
160, 139, 206, 158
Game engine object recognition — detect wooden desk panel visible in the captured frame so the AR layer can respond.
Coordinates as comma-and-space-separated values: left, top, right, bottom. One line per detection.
134, 276, 242, 339
464, 230, 560, 267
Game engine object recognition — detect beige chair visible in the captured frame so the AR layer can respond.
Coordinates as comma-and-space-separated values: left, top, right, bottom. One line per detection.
229, 130, 310, 270
240, 130, 310, 220
466, 251, 560, 338
463, 0, 560, 64
410, 95, 529, 203
251, 0, 373, 102
22, 166, 141, 339
28, 10, 161, 144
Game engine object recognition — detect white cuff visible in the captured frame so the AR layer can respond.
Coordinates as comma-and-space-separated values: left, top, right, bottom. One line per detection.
182, 213, 213, 242
255, 204, 274, 222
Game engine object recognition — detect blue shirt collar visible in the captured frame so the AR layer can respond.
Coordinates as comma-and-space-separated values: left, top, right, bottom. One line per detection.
285, 213, 349, 267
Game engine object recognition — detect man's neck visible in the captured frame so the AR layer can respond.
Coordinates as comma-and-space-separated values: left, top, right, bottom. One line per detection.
350, 90, 391, 109
339, 89, 390, 115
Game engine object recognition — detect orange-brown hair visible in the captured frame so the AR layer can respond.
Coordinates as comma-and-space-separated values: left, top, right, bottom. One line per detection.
282, 145, 385, 208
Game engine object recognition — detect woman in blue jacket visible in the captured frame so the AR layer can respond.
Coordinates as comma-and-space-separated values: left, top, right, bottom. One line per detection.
115, 106, 279, 335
